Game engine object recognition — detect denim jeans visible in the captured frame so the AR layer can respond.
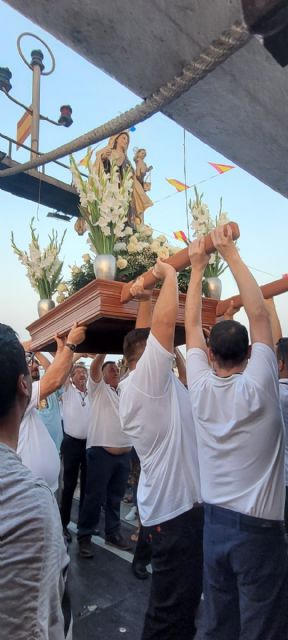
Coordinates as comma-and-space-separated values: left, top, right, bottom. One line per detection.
141, 506, 204, 640
203, 503, 288, 640
77, 446, 130, 539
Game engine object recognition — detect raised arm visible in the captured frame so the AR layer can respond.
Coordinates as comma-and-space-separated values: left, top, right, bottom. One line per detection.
90, 354, 106, 383
212, 225, 273, 348
185, 237, 210, 351
263, 298, 282, 348
39, 323, 86, 400
151, 259, 178, 353
129, 276, 153, 329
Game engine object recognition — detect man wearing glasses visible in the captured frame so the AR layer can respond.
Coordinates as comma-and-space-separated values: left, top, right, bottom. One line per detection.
18, 322, 86, 492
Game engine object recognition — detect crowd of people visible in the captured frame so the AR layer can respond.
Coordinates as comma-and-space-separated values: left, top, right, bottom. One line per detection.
1, 224, 288, 639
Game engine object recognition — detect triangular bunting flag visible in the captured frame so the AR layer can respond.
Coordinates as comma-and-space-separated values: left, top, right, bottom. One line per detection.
208, 162, 235, 174
173, 230, 189, 244
166, 178, 190, 192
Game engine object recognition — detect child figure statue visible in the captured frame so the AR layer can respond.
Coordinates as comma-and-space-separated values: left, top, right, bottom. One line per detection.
133, 148, 153, 191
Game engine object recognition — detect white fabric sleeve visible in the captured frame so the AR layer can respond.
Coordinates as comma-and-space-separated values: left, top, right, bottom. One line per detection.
131, 332, 174, 397
88, 375, 104, 398
25, 381, 40, 415
186, 348, 211, 390
244, 343, 279, 398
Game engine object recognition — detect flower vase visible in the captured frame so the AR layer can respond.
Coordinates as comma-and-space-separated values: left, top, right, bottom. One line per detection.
93, 254, 116, 281
204, 277, 222, 300
37, 299, 55, 317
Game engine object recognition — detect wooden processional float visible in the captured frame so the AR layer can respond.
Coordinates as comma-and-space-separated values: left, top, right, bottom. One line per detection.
27, 222, 288, 353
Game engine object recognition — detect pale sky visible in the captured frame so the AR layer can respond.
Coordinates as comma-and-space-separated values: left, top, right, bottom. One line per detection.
1, 1, 288, 343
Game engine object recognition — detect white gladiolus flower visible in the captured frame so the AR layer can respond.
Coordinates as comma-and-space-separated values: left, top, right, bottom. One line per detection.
157, 247, 170, 259
71, 265, 82, 275
117, 257, 128, 269
57, 283, 68, 293
150, 241, 160, 253
127, 244, 137, 254
124, 226, 133, 236
114, 242, 126, 252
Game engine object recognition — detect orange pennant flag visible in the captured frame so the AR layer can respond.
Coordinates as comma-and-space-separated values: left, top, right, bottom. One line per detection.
16, 107, 32, 149
173, 230, 189, 244
166, 178, 190, 192
208, 162, 235, 174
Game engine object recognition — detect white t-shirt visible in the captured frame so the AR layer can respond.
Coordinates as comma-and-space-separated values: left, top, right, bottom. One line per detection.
0, 444, 69, 640
119, 333, 202, 527
18, 382, 60, 493
187, 343, 285, 520
279, 378, 288, 486
87, 377, 132, 449
62, 383, 90, 440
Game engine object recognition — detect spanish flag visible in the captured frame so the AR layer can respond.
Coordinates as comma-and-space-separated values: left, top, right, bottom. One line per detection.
208, 162, 235, 174
173, 230, 189, 245
166, 178, 189, 192
79, 147, 93, 168
16, 107, 32, 149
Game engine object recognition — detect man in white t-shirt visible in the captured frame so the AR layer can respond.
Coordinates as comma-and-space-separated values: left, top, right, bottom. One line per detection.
185, 225, 288, 640
18, 323, 86, 494
276, 337, 288, 532
119, 261, 203, 640
60, 363, 90, 542
77, 358, 132, 558
0, 323, 70, 639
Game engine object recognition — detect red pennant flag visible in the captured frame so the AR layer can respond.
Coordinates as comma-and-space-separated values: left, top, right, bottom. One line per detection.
173, 230, 189, 245
208, 162, 235, 174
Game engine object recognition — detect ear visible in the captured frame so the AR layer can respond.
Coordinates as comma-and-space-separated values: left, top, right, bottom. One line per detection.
278, 359, 285, 374
17, 373, 31, 401
208, 347, 215, 364
247, 344, 252, 359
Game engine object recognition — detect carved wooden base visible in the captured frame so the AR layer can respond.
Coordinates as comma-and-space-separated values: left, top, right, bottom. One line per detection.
27, 279, 218, 353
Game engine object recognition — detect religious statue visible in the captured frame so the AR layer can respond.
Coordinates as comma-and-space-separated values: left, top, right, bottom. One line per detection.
133, 148, 153, 191
94, 131, 153, 227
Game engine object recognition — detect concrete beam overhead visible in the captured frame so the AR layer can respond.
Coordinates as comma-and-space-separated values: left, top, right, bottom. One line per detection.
4, 0, 288, 197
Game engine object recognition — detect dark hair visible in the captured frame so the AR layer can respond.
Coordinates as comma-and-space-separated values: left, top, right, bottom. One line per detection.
0, 323, 28, 418
276, 338, 288, 369
123, 328, 150, 362
102, 360, 117, 372
209, 320, 249, 368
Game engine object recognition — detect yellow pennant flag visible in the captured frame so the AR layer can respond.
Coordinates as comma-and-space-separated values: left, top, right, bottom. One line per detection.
166, 178, 190, 192
16, 107, 32, 149
208, 162, 235, 174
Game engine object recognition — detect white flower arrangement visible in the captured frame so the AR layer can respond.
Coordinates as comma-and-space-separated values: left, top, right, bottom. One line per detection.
189, 187, 229, 278
70, 152, 134, 255
11, 218, 66, 299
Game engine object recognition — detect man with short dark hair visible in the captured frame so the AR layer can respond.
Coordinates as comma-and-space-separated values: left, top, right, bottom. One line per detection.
185, 225, 288, 640
119, 263, 203, 640
77, 356, 132, 558
0, 323, 70, 639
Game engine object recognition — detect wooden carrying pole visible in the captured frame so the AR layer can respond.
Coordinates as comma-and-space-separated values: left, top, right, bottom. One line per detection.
216, 278, 288, 317
120, 222, 240, 304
